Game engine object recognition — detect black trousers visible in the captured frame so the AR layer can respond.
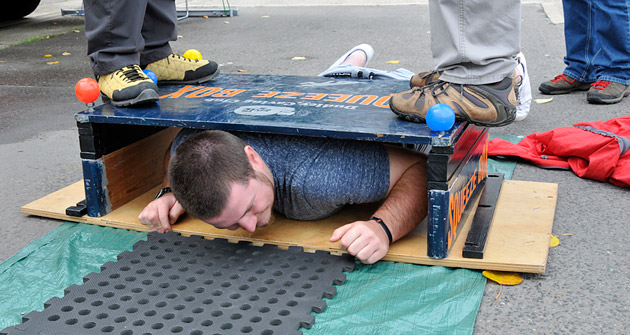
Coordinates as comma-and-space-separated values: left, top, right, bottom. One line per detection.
83, 0, 177, 75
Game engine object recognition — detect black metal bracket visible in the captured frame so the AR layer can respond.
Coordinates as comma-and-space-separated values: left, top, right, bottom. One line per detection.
462, 173, 504, 259
65, 199, 87, 217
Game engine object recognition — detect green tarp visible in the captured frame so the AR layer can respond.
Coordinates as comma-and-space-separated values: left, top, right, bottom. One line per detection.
0, 223, 485, 334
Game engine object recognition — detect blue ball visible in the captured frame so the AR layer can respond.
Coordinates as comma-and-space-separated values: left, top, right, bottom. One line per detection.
143, 69, 158, 84
426, 103, 455, 132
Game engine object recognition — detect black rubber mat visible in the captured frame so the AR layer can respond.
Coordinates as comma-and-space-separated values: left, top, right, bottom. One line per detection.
1, 232, 355, 335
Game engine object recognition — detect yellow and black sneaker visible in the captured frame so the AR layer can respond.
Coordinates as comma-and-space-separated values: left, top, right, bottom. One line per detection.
97, 65, 159, 107
144, 53, 220, 85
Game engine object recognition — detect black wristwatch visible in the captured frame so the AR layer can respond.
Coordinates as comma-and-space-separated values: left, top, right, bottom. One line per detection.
154, 187, 172, 200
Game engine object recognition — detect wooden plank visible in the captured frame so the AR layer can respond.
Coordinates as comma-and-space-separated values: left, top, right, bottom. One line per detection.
21, 181, 88, 223
427, 133, 489, 258
21, 179, 557, 273
102, 127, 179, 210
426, 124, 485, 185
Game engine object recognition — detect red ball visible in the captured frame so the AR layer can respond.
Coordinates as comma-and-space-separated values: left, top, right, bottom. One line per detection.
75, 78, 100, 103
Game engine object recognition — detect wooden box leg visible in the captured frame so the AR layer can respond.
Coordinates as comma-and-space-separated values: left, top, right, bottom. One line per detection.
427, 129, 489, 258
80, 126, 180, 217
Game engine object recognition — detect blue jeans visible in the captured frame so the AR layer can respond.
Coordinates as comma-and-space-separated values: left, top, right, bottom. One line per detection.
563, 0, 630, 85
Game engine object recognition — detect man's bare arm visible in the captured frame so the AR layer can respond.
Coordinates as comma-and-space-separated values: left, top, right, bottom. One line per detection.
330, 146, 427, 263
373, 145, 427, 242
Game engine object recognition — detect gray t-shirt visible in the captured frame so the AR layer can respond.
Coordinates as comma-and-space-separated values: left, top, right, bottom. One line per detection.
172, 129, 390, 220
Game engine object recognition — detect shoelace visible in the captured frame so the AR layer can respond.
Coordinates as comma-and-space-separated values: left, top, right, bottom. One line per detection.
417, 70, 441, 85
117, 66, 145, 83
590, 80, 611, 90
430, 80, 466, 101
551, 74, 575, 83
171, 53, 198, 63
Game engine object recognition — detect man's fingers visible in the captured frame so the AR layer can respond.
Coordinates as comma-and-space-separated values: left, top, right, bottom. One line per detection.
138, 195, 184, 233
156, 203, 171, 233
138, 208, 158, 231
169, 201, 185, 223
329, 223, 353, 242
355, 246, 378, 264
331, 220, 390, 263
345, 234, 370, 256
365, 249, 387, 264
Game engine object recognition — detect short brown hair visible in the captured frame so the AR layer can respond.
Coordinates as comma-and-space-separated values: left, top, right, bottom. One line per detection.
168, 130, 254, 219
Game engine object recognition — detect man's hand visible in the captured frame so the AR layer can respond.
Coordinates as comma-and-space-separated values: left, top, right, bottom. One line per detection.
330, 220, 390, 264
138, 193, 185, 233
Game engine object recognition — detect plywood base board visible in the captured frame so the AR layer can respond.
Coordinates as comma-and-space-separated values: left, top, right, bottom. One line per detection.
22, 180, 557, 273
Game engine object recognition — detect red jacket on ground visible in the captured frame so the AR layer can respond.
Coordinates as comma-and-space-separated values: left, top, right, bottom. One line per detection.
488, 116, 630, 188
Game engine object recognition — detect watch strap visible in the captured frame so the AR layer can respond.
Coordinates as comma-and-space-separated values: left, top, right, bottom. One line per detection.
370, 216, 393, 244
154, 187, 172, 200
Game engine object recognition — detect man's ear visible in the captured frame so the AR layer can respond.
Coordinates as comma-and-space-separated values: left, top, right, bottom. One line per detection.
244, 146, 265, 170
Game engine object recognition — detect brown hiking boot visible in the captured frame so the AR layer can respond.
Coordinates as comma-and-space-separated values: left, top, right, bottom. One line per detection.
538, 74, 592, 94
587, 80, 630, 104
144, 53, 220, 85
409, 70, 442, 88
390, 77, 517, 127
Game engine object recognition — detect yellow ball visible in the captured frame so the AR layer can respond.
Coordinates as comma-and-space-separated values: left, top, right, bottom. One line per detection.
183, 49, 202, 60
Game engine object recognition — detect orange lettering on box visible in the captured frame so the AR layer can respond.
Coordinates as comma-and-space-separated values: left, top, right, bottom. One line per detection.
373, 95, 393, 108
185, 87, 221, 98
275, 92, 304, 99
160, 85, 204, 99
213, 89, 245, 97
301, 93, 327, 100
324, 94, 351, 103
346, 95, 378, 105
252, 91, 280, 98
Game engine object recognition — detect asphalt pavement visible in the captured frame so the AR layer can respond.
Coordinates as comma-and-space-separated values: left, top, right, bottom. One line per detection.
0, 2, 628, 334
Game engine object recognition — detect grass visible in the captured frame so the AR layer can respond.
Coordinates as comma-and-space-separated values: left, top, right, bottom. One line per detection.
14, 26, 84, 47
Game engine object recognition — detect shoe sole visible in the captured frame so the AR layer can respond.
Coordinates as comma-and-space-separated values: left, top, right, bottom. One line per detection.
103, 89, 160, 107
538, 85, 591, 95
156, 68, 220, 85
587, 91, 630, 104
391, 107, 516, 128
390, 91, 517, 128
389, 105, 429, 123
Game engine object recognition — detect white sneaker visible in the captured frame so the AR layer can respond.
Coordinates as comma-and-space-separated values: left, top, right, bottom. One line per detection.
327, 43, 374, 69
513, 52, 532, 121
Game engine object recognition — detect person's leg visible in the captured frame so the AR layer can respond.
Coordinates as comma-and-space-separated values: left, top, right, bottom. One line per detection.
562, 0, 595, 81
84, 0, 147, 75
430, 0, 520, 85
141, 0, 220, 85
539, 0, 595, 94
83, 0, 158, 106
390, 0, 519, 127
586, 0, 630, 103
340, 50, 368, 67
513, 52, 532, 121
318, 44, 415, 80
139, 0, 177, 66
328, 44, 373, 68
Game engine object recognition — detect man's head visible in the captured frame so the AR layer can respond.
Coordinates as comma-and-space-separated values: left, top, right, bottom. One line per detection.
169, 130, 275, 232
